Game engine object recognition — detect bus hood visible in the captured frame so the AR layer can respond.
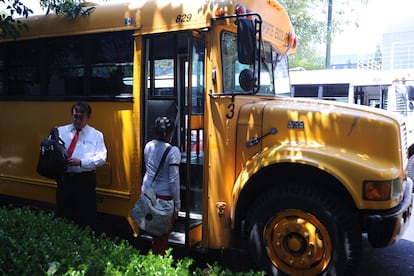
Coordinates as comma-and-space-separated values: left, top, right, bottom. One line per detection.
237, 96, 408, 173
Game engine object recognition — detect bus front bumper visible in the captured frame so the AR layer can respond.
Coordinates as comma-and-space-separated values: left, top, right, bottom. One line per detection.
364, 178, 413, 248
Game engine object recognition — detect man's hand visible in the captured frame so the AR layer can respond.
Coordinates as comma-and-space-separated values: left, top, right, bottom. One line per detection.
67, 157, 81, 167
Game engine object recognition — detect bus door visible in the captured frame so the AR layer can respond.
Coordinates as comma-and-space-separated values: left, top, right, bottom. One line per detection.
143, 31, 205, 248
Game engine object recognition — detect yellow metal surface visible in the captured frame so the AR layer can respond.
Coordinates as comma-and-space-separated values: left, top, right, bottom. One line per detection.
205, 92, 405, 242
10, 0, 295, 56
228, 98, 407, 233
0, 101, 142, 217
7, 3, 136, 40
0, 37, 143, 217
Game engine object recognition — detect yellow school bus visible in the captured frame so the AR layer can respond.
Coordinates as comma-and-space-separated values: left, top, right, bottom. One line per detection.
0, 1, 412, 275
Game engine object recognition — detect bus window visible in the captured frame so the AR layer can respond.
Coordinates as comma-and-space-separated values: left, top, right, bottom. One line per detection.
274, 54, 291, 96
3, 40, 42, 96
293, 85, 319, 97
0, 31, 133, 99
221, 31, 289, 95
369, 99, 381, 108
189, 39, 205, 115
150, 59, 175, 97
222, 31, 249, 93
47, 37, 84, 96
322, 84, 349, 102
90, 33, 134, 97
256, 44, 274, 95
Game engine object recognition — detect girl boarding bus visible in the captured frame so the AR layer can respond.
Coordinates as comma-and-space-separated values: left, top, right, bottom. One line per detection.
0, 1, 412, 275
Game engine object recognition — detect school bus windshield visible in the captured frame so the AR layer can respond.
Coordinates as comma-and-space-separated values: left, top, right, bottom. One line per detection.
221, 31, 290, 95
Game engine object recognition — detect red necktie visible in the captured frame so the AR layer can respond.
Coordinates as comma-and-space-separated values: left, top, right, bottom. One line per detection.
67, 130, 79, 158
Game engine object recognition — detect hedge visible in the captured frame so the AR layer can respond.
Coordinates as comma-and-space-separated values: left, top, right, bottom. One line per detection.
0, 206, 263, 275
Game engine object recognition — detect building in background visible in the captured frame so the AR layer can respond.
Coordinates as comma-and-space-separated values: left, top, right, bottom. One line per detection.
329, 18, 414, 72
382, 30, 414, 71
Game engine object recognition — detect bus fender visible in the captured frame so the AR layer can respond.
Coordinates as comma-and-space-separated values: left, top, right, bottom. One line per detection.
231, 143, 399, 228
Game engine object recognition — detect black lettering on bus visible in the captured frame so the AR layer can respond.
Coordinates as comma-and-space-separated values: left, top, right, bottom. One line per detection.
176, 14, 192, 23
226, 102, 235, 119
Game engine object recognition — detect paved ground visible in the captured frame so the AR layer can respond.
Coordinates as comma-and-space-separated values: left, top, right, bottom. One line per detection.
355, 221, 414, 275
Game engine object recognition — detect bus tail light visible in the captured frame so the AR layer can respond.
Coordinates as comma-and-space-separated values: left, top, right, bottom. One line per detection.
293, 36, 298, 48
363, 180, 392, 201
235, 4, 246, 15
215, 8, 225, 17
235, 4, 253, 19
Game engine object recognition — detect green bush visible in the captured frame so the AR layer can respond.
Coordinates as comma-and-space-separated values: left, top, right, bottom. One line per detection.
0, 206, 263, 275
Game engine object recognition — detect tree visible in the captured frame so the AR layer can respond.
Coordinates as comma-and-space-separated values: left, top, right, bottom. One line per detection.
0, 0, 95, 38
279, 0, 368, 70
0, 0, 32, 38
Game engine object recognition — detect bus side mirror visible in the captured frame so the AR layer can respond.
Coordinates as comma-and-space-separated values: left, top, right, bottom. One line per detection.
408, 85, 414, 101
239, 69, 256, 92
237, 18, 256, 65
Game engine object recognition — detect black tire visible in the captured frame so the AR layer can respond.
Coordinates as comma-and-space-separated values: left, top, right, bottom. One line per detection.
245, 183, 361, 276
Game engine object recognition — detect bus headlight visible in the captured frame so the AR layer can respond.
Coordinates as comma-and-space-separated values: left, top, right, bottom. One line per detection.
363, 180, 392, 201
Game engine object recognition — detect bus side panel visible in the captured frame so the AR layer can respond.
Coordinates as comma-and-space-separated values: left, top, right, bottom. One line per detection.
204, 97, 237, 248
0, 101, 141, 217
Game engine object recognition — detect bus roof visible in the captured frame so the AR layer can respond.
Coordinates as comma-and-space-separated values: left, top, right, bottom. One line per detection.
4, 0, 295, 54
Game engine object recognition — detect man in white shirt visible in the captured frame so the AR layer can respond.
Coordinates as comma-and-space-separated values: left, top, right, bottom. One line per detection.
56, 102, 107, 228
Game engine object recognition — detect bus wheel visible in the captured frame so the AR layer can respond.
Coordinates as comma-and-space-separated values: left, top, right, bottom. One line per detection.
245, 184, 361, 275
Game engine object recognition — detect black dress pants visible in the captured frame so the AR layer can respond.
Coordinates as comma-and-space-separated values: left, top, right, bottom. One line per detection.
56, 171, 96, 228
